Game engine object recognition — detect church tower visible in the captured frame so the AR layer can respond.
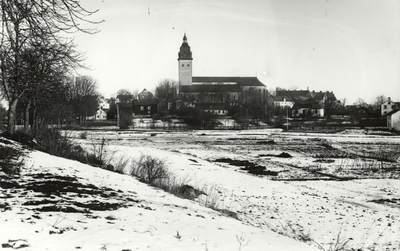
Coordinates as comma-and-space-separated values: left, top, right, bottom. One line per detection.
178, 33, 193, 87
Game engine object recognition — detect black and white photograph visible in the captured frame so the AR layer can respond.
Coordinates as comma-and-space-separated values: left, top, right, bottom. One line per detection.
1, 0, 399, 250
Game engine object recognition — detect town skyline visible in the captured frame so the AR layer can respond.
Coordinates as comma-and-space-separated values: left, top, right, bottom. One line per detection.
74, 0, 400, 104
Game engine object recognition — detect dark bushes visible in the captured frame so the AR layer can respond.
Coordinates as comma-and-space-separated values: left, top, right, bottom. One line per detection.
0, 145, 24, 176
3, 128, 105, 168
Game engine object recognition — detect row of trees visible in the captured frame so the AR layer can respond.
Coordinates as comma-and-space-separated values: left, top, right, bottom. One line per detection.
0, 0, 100, 133
16, 76, 99, 130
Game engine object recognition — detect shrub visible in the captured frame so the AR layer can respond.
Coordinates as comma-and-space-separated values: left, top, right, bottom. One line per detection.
0, 145, 24, 176
4, 128, 106, 169
113, 156, 131, 174
80, 132, 88, 139
1, 131, 36, 147
130, 156, 169, 185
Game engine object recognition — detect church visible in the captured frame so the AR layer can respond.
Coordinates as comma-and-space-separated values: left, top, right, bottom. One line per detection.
177, 34, 268, 115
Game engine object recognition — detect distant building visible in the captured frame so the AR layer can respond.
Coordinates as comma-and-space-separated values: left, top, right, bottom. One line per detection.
272, 96, 294, 108
381, 97, 400, 116
292, 101, 324, 117
94, 109, 107, 121
177, 34, 268, 115
193, 103, 229, 116
133, 89, 158, 116
386, 109, 400, 130
274, 88, 337, 117
275, 89, 312, 101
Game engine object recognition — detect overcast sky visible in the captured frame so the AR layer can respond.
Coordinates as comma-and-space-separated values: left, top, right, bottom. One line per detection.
74, 0, 400, 104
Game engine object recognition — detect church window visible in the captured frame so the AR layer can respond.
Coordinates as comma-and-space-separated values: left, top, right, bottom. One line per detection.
187, 64, 190, 66
140, 106, 144, 111
148, 106, 151, 110
384, 105, 387, 109
182, 64, 184, 67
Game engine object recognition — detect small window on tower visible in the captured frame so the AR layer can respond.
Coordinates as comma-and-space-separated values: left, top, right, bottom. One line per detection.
187, 64, 190, 66
182, 64, 184, 67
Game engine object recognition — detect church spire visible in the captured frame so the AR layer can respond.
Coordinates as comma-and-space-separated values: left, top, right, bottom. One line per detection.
178, 33, 192, 60
183, 33, 187, 43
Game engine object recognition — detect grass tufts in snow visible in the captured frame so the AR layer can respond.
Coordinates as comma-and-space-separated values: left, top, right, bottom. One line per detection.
128, 155, 239, 218
129, 156, 194, 198
313, 227, 351, 251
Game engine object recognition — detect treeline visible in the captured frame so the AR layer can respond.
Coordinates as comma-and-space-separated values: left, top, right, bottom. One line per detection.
0, 1, 100, 133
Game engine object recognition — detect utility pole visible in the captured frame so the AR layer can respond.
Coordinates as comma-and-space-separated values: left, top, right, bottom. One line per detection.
286, 106, 289, 130
116, 98, 120, 128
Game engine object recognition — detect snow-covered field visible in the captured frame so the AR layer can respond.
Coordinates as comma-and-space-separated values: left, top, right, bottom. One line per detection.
1, 129, 400, 250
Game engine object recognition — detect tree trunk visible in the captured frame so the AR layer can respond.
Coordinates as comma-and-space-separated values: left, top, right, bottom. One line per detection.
32, 106, 38, 136
24, 100, 31, 132
7, 99, 18, 134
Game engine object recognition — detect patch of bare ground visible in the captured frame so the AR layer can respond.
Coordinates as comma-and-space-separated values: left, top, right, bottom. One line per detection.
0, 172, 140, 213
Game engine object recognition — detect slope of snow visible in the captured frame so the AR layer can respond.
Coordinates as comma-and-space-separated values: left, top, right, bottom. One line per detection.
0, 142, 317, 251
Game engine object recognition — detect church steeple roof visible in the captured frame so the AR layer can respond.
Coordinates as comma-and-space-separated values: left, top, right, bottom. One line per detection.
178, 33, 192, 60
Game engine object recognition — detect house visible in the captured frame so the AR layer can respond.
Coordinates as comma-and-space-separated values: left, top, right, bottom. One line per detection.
381, 97, 400, 116
177, 34, 268, 115
193, 103, 229, 116
292, 101, 324, 117
133, 89, 158, 116
272, 96, 294, 108
386, 109, 400, 130
274, 88, 337, 117
309, 90, 337, 103
94, 109, 107, 121
275, 89, 311, 101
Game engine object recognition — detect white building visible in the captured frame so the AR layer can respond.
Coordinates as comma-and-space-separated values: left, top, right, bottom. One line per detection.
381, 97, 400, 116
94, 109, 107, 121
273, 96, 294, 108
386, 109, 400, 130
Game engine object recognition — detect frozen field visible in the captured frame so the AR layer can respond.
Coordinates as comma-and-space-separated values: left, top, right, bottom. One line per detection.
1, 129, 399, 250
72, 129, 400, 250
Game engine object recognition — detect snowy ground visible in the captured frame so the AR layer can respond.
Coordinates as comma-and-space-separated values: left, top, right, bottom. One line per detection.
1, 129, 400, 250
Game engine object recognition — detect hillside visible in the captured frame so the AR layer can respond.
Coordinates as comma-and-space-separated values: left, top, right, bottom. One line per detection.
0, 137, 317, 251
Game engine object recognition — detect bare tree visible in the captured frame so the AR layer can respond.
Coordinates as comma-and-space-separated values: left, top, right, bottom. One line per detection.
155, 79, 178, 113
17, 37, 84, 131
373, 95, 387, 110
354, 98, 368, 107
0, 0, 101, 133
117, 89, 133, 96
67, 75, 99, 125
